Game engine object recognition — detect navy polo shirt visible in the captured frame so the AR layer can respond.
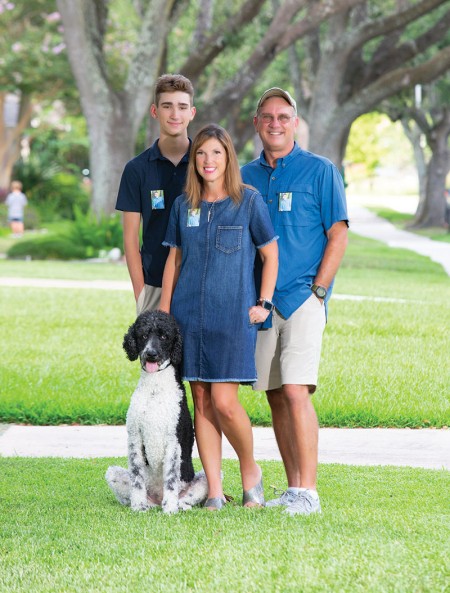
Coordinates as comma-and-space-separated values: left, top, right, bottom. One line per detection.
241, 143, 348, 319
116, 140, 190, 287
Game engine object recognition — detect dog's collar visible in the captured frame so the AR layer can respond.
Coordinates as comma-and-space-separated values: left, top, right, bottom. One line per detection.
158, 360, 171, 371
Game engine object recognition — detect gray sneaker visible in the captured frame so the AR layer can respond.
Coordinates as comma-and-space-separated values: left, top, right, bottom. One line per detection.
284, 490, 321, 516
265, 489, 299, 508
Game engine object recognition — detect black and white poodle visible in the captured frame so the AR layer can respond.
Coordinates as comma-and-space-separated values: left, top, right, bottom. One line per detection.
105, 310, 207, 513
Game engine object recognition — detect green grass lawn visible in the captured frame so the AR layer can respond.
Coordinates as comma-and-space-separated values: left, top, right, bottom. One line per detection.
0, 233, 449, 427
0, 257, 130, 280
0, 458, 448, 593
1, 233, 448, 593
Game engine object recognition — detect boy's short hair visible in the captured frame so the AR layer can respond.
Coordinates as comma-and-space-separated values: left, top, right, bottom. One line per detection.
11, 180, 23, 191
154, 74, 194, 106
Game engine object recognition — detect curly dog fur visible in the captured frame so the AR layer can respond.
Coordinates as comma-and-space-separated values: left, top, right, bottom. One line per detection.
105, 310, 207, 513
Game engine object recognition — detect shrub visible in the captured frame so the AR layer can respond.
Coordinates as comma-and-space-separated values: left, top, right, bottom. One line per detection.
24, 205, 41, 230
0, 203, 8, 232
68, 207, 123, 256
31, 172, 90, 221
7, 235, 87, 260
11, 163, 90, 222
6, 207, 123, 260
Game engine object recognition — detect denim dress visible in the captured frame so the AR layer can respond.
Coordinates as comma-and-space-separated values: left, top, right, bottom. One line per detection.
163, 187, 277, 383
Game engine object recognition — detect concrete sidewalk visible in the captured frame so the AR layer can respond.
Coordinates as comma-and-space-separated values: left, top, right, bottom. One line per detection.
347, 200, 450, 276
0, 424, 448, 470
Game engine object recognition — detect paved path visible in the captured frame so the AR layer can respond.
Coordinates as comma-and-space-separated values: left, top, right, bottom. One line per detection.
0, 424, 448, 470
0, 275, 417, 304
348, 202, 450, 275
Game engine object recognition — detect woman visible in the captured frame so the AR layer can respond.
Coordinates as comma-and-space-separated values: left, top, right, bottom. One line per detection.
160, 124, 278, 510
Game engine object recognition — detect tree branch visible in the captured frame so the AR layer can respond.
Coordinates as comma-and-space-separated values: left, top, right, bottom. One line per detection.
56, 0, 111, 108
193, 0, 214, 46
275, 0, 362, 52
346, 0, 447, 53
199, 0, 363, 122
125, 0, 178, 101
180, 0, 266, 83
340, 45, 450, 126
407, 106, 435, 135
362, 9, 450, 88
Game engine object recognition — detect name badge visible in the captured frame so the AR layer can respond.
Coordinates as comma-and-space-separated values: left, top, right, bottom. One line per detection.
278, 192, 292, 211
187, 208, 201, 227
151, 190, 165, 210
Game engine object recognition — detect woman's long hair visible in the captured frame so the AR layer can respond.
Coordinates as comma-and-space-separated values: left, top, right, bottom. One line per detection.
185, 124, 246, 208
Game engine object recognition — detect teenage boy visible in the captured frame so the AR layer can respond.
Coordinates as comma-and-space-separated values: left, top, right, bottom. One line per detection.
116, 74, 196, 313
241, 88, 348, 515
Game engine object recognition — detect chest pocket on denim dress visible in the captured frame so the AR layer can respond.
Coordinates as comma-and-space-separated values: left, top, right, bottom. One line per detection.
278, 184, 315, 226
216, 226, 243, 253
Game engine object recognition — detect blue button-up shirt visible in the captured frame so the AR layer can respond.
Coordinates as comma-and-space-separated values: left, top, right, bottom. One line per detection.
241, 143, 348, 319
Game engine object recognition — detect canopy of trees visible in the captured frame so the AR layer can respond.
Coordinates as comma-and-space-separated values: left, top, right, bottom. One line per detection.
3, 0, 450, 225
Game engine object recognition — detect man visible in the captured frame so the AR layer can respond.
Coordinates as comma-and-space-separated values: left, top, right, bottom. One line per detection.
116, 74, 196, 313
241, 88, 348, 515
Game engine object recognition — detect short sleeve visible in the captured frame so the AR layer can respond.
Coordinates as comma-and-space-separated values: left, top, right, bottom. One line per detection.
162, 195, 182, 248
249, 191, 278, 248
116, 161, 141, 212
318, 164, 349, 231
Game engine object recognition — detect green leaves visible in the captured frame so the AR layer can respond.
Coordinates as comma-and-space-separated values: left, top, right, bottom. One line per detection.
0, 1, 71, 97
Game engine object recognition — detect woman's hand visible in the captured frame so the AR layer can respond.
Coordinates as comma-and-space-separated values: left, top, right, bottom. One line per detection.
248, 305, 270, 324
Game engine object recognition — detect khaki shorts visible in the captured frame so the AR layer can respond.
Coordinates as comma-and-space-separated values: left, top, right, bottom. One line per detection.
254, 294, 326, 393
136, 284, 162, 315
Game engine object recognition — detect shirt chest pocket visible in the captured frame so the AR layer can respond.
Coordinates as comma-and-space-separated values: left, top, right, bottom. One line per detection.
216, 226, 243, 253
277, 184, 316, 226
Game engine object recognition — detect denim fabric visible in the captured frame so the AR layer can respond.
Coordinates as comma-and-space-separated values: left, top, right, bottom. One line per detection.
163, 188, 277, 383
241, 143, 348, 320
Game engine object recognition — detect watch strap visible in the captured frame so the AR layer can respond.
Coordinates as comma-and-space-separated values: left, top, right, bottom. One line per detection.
256, 298, 274, 312
311, 284, 327, 298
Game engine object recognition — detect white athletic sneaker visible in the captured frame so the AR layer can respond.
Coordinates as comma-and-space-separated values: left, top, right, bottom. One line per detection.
284, 490, 322, 516
265, 489, 299, 508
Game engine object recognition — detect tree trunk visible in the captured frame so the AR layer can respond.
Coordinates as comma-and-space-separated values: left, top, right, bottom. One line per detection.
57, 0, 175, 214
307, 12, 350, 165
0, 92, 33, 193
412, 114, 450, 227
87, 106, 136, 216
401, 119, 427, 220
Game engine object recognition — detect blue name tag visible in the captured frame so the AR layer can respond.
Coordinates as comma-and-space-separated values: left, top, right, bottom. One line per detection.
151, 190, 165, 210
278, 192, 292, 211
187, 208, 201, 227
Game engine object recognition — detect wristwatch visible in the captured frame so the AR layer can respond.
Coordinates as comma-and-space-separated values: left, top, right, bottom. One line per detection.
256, 298, 275, 312
311, 284, 327, 299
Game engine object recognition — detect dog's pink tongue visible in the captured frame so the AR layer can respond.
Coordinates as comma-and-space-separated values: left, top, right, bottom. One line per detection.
145, 361, 159, 373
